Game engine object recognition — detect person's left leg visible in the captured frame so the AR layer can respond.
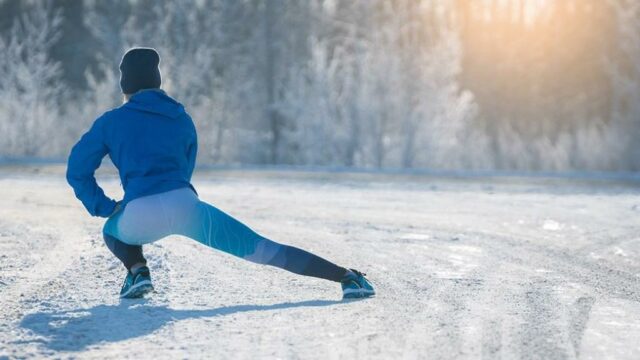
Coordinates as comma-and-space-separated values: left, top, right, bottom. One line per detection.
103, 233, 147, 271
102, 205, 150, 272
102, 197, 169, 298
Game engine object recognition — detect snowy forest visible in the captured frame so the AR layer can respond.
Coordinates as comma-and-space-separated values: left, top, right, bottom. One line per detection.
0, 0, 639, 172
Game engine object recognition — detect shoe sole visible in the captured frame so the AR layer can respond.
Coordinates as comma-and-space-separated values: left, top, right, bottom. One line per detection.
343, 288, 375, 299
120, 280, 154, 299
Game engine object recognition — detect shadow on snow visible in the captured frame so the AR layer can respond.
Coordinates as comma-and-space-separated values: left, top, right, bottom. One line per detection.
17, 299, 346, 352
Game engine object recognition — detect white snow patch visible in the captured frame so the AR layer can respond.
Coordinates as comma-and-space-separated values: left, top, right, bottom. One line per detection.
399, 233, 431, 241
614, 247, 627, 257
542, 219, 563, 231
535, 268, 553, 273
580, 301, 640, 358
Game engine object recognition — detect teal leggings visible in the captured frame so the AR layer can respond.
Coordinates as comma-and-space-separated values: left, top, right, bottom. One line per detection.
103, 187, 346, 282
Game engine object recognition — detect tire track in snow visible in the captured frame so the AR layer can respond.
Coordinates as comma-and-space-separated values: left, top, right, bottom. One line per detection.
0, 217, 96, 357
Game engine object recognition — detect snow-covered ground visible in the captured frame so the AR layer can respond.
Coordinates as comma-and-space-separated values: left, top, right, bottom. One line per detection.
1, 165, 639, 359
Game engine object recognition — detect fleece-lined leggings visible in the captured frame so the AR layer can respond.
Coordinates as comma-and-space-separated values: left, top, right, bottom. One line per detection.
102, 187, 346, 282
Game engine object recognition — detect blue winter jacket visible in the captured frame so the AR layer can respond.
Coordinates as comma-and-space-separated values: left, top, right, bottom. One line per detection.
66, 89, 198, 217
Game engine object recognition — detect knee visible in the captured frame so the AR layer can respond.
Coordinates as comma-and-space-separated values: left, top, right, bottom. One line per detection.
103, 225, 144, 247
103, 215, 148, 246
104, 232, 145, 248
103, 232, 119, 250
243, 238, 283, 264
103, 223, 116, 246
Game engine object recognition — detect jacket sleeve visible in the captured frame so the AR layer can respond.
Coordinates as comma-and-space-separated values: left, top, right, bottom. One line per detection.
186, 120, 198, 181
66, 116, 117, 217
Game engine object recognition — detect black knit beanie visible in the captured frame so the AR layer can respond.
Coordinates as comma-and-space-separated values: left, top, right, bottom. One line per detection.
119, 47, 162, 95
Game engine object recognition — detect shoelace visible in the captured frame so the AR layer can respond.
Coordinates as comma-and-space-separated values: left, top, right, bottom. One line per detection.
350, 269, 366, 277
341, 269, 367, 284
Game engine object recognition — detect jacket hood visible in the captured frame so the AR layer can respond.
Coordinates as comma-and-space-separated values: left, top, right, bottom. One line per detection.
123, 89, 185, 119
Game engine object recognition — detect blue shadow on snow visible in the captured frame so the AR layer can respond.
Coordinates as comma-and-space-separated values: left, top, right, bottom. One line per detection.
17, 299, 345, 352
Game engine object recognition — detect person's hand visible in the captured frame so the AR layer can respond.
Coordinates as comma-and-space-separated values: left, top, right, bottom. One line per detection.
109, 202, 122, 217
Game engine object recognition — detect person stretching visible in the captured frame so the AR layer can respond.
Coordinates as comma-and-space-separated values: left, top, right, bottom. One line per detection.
66, 47, 375, 299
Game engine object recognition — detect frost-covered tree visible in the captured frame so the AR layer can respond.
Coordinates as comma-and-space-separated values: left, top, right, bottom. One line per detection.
607, 0, 640, 170
0, 2, 64, 158
84, 0, 278, 164
279, 0, 484, 169
5, 0, 634, 171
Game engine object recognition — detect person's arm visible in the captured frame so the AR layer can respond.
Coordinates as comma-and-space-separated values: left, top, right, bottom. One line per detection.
186, 120, 198, 181
66, 116, 117, 217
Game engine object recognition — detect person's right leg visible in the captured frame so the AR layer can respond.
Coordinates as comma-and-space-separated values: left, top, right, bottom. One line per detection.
180, 196, 349, 282
181, 197, 375, 297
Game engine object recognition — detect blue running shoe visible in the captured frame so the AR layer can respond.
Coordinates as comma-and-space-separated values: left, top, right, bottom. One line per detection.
120, 266, 154, 299
341, 269, 375, 299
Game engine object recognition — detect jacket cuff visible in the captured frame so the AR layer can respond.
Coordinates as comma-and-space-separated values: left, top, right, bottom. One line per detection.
95, 198, 117, 218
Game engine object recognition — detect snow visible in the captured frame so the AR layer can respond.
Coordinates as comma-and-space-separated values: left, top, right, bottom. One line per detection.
0, 165, 639, 359
542, 219, 563, 231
